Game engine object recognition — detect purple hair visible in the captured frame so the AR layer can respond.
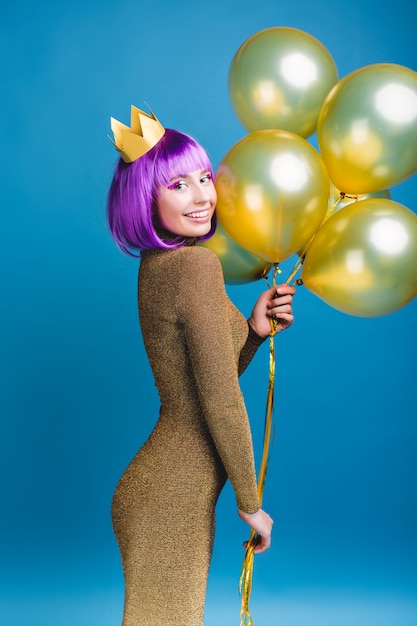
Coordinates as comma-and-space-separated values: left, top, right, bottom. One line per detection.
106, 128, 217, 256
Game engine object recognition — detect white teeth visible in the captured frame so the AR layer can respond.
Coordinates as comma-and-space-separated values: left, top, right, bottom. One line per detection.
186, 210, 209, 218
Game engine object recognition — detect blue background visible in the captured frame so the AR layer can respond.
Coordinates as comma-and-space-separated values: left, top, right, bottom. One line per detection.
1, 1, 416, 624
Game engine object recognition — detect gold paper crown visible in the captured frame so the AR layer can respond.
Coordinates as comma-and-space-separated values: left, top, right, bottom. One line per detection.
109, 105, 165, 163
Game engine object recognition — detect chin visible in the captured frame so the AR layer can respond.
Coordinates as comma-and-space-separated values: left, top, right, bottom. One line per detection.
195, 227, 212, 239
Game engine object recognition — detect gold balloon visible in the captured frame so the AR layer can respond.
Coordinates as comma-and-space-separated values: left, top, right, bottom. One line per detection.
302, 198, 417, 317
199, 221, 271, 284
215, 130, 330, 264
228, 27, 338, 138
317, 63, 417, 193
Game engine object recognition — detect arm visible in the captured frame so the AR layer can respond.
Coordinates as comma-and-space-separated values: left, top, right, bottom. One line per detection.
177, 248, 260, 513
238, 323, 267, 376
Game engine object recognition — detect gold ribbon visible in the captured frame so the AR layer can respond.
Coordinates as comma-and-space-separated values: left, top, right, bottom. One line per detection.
239, 264, 279, 626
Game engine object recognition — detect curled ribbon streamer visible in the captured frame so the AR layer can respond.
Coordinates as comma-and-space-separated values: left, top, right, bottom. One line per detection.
239, 265, 279, 626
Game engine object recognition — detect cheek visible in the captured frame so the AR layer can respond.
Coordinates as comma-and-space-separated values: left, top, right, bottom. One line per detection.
155, 196, 184, 230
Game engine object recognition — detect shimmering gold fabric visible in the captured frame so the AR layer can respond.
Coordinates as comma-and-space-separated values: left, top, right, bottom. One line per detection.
112, 245, 265, 626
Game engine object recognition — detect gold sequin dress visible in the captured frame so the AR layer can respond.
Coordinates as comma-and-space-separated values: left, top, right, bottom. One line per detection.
112, 245, 265, 626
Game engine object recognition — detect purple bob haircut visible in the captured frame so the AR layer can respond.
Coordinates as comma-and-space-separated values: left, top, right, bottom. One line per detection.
106, 128, 217, 256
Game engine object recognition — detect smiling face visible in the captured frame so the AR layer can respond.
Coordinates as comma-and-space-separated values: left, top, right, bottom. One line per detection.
156, 169, 217, 238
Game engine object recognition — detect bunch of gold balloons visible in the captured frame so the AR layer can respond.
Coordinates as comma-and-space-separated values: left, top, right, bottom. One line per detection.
204, 26, 417, 317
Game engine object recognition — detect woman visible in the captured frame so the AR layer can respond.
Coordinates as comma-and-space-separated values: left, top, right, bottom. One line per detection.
107, 106, 295, 625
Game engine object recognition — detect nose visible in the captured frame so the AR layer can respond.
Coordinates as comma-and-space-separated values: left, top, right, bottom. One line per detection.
192, 184, 210, 205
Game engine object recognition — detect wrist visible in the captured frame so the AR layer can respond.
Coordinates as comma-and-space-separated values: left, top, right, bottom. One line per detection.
247, 317, 268, 340
238, 506, 262, 520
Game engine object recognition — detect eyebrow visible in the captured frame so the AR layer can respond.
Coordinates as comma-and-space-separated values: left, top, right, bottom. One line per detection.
168, 169, 209, 182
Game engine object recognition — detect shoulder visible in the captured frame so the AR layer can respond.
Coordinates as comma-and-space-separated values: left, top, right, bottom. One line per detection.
140, 244, 224, 284
158, 244, 222, 273
184, 245, 222, 267
174, 246, 229, 317
177, 245, 224, 282
172, 246, 225, 296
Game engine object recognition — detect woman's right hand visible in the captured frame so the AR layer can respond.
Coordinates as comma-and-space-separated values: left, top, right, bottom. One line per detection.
248, 283, 296, 338
238, 508, 274, 554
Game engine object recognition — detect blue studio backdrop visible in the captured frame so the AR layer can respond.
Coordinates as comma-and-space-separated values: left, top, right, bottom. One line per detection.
1, 1, 416, 625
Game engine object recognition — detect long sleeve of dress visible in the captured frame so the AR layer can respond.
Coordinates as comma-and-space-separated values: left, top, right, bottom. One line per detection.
238, 324, 267, 376
176, 247, 261, 513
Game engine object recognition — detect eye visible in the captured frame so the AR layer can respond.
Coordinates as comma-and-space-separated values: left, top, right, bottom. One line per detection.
200, 172, 213, 184
167, 180, 187, 191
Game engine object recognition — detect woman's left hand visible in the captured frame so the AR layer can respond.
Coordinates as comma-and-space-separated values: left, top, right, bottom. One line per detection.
248, 283, 296, 338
